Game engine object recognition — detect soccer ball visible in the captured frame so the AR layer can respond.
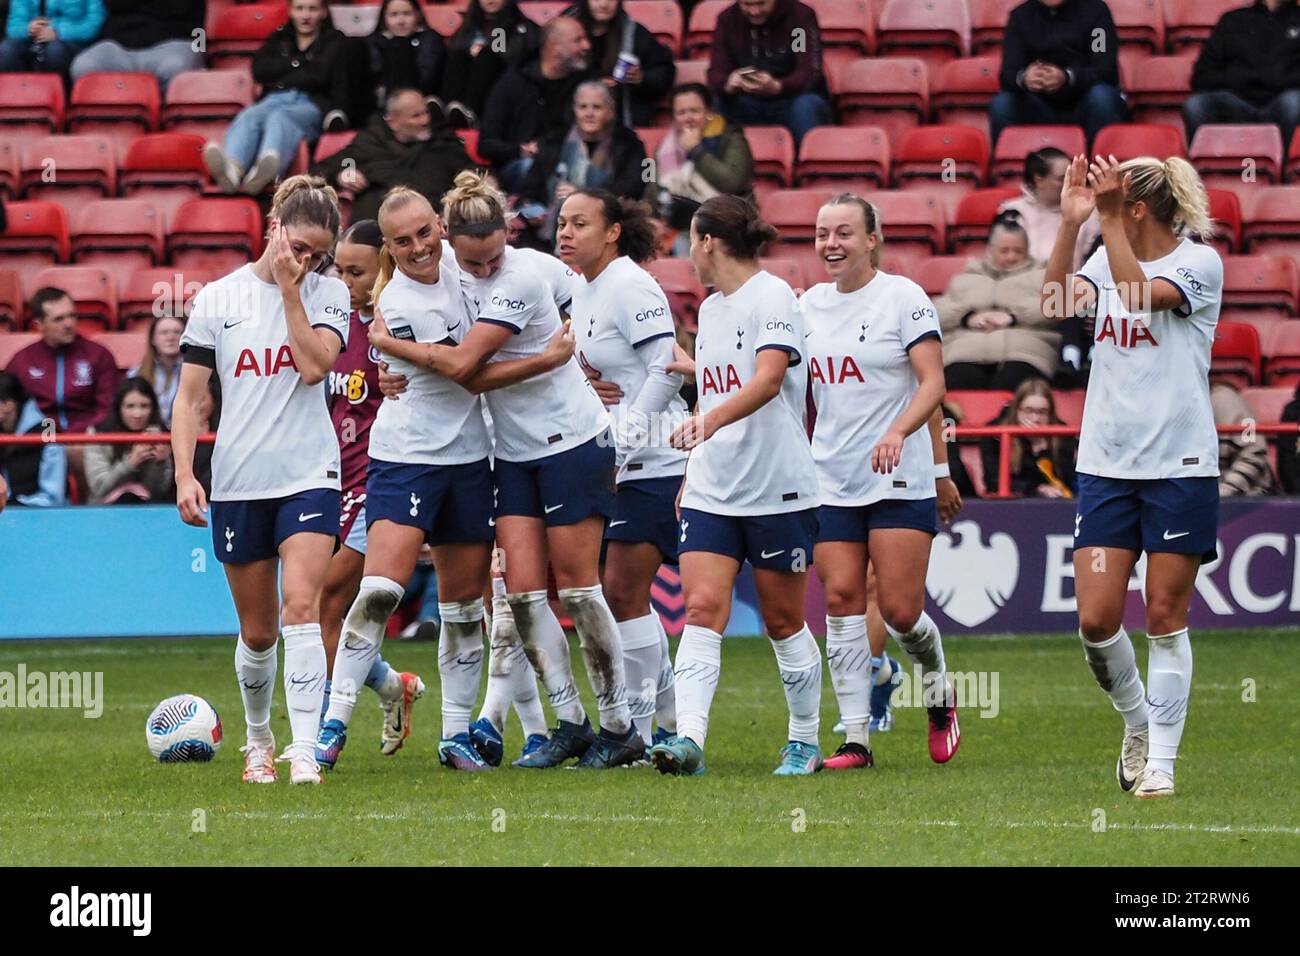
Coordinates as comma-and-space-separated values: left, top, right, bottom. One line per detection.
146, 694, 223, 763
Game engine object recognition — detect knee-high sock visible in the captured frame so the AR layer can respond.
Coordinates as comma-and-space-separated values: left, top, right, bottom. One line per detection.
282, 623, 328, 750
771, 625, 821, 745
559, 585, 631, 734
1146, 628, 1192, 775
826, 614, 871, 747
325, 576, 404, 726
235, 636, 277, 745
438, 598, 485, 738
886, 612, 949, 707
619, 612, 662, 745
509, 642, 548, 738
508, 590, 585, 725
674, 624, 722, 747
479, 589, 515, 733
654, 613, 676, 733
1081, 626, 1149, 729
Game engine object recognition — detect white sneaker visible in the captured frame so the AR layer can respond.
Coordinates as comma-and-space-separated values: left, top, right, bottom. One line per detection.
240, 737, 277, 783
203, 142, 243, 193
1117, 725, 1148, 792
380, 672, 425, 756
240, 150, 280, 196
1135, 767, 1175, 799
277, 743, 323, 785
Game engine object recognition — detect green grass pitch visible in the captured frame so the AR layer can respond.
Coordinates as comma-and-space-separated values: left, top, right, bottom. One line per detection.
0, 630, 1296, 866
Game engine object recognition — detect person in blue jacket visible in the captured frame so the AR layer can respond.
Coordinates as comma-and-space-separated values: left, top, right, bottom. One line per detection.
0, 0, 106, 79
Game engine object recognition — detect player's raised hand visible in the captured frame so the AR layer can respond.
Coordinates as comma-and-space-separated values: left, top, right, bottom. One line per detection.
1059, 154, 1095, 226
544, 319, 576, 368
1088, 154, 1129, 219
270, 223, 308, 291
176, 474, 208, 527
871, 429, 905, 474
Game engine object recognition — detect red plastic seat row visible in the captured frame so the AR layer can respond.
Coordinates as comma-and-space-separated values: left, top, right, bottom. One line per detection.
0, 264, 221, 332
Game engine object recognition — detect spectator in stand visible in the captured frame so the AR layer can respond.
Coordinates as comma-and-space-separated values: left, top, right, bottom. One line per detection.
128, 315, 184, 429
0, 0, 105, 80
1184, 0, 1300, 153
707, 0, 830, 148
311, 87, 472, 222
937, 215, 1058, 391
441, 0, 542, 129
1212, 376, 1278, 496
365, 0, 447, 120
202, 0, 351, 196
479, 14, 592, 193
990, 0, 1127, 147
0, 371, 68, 508
999, 147, 1069, 265
84, 377, 174, 504
980, 377, 1077, 498
69, 0, 204, 90
562, 0, 675, 128
1280, 383, 1300, 494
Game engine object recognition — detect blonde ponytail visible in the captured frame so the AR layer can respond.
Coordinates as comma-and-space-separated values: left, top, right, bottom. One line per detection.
441, 169, 513, 235
373, 186, 436, 302
1119, 156, 1214, 241
270, 174, 341, 235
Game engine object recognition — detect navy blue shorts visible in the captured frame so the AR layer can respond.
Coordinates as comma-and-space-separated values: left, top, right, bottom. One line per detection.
677, 507, 818, 571
494, 432, 616, 527
1073, 473, 1219, 563
366, 456, 495, 546
817, 498, 937, 543
210, 487, 339, 565
606, 475, 684, 563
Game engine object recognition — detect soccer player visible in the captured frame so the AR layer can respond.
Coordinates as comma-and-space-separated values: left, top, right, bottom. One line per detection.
1044, 154, 1223, 799
173, 175, 351, 785
556, 188, 685, 748
648, 195, 823, 777
318, 219, 425, 757
802, 194, 959, 769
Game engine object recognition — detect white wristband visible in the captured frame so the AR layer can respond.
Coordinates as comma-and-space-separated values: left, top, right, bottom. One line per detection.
934, 462, 951, 479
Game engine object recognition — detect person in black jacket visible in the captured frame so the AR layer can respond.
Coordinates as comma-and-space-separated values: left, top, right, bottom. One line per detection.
989, 0, 1127, 146
979, 376, 1078, 498
365, 0, 447, 120
1184, 0, 1300, 151
1279, 383, 1300, 494
202, 0, 351, 196
69, 0, 205, 90
479, 14, 591, 192
441, 0, 542, 127
562, 0, 675, 128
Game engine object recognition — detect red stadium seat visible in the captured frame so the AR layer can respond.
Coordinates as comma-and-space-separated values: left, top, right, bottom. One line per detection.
313, 130, 357, 163
796, 126, 890, 191
948, 187, 1021, 254
828, 58, 928, 150
1265, 322, 1300, 386
1121, 55, 1195, 129
634, 126, 669, 161
332, 4, 381, 37
518, 2, 567, 27
167, 197, 265, 273
1052, 389, 1087, 426
423, 5, 464, 37
1286, 128, 1300, 182
1244, 186, 1300, 259
1221, 254, 1299, 316
66, 74, 160, 160
1211, 320, 1262, 386
1207, 188, 1243, 254
1191, 125, 1283, 187
0, 333, 40, 367
0, 72, 65, 134
19, 136, 115, 205
458, 129, 487, 166
893, 125, 989, 191
1092, 123, 1186, 162
946, 389, 1012, 425
915, 255, 972, 297
643, 257, 707, 330
877, 0, 970, 71
0, 270, 23, 329
120, 267, 220, 328
94, 331, 148, 371
1165, 0, 1251, 53
120, 133, 210, 223
684, 0, 729, 59
759, 258, 807, 293
991, 125, 1086, 184
625, 1, 684, 55
762, 188, 836, 248
162, 70, 254, 142
0, 201, 70, 290
71, 200, 165, 274
1242, 386, 1294, 426
0, 140, 17, 199
969, 0, 1019, 54
30, 266, 118, 331
1107, 0, 1167, 75
806, 0, 875, 68
869, 189, 947, 256
746, 126, 796, 192
671, 59, 708, 90
208, 3, 290, 69
931, 56, 1000, 141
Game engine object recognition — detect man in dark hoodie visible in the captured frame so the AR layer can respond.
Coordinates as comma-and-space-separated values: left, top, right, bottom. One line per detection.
989, 0, 1127, 147
706, 0, 829, 148
312, 88, 472, 221
1184, 0, 1300, 150
479, 14, 592, 193
70, 0, 205, 90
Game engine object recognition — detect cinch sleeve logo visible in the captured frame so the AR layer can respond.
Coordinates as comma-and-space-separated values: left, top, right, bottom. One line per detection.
765, 320, 795, 333
490, 295, 527, 310
910, 306, 936, 321
1176, 267, 1205, 295
634, 305, 668, 322
322, 304, 348, 319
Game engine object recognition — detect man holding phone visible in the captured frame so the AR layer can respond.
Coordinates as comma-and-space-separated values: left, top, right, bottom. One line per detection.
0, 0, 106, 81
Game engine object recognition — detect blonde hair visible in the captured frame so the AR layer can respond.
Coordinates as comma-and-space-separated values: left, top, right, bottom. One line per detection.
1120, 156, 1214, 241
441, 170, 513, 236
373, 185, 436, 303
270, 174, 341, 235
824, 193, 884, 268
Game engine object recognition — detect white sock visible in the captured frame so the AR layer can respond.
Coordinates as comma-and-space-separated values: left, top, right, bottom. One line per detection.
771, 625, 821, 745
510, 654, 549, 738
826, 614, 871, 747
1081, 627, 1149, 729
325, 576, 404, 727
674, 624, 722, 747
373, 666, 402, 703
438, 599, 485, 739
619, 612, 662, 745
508, 590, 585, 725
479, 591, 515, 733
872, 654, 894, 687
559, 585, 631, 735
235, 636, 277, 745
282, 623, 327, 750
654, 614, 676, 733
886, 612, 949, 707
1146, 628, 1192, 775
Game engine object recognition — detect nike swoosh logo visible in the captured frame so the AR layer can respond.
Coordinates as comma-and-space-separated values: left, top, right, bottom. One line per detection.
544, 504, 564, 514
760, 549, 785, 559
608, 520, 627, 527
299, 512, 323, 522
448, 322, 461, 332
224, 320, 244, 329
1163, 530, 1191, 540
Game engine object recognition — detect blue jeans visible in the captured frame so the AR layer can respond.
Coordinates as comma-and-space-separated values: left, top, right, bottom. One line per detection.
989, 83, 1128, 147
721, 91, 831, 148
223, 90, 323, 176
69, 38, 202, 90
1183, 90, 1300, 155
499, 156, 535, 194
0, 37, 83, 76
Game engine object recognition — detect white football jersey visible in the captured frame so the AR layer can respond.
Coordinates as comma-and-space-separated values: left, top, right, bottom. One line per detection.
514, 246, 585, 315
803, 272, 941, 505
180, 265, 350, 501
573, 256, 688, 482
460, 246, 609, 462
370, 259, 492, 466
680, 271, 819, 516
1076, 239, 1222, 479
